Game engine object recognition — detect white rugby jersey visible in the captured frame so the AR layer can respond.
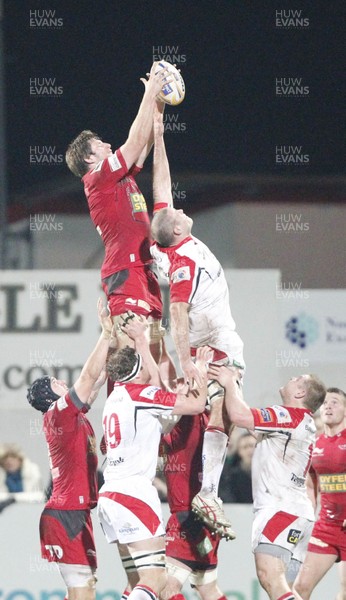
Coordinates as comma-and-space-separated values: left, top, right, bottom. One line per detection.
102, 382, 176, 483
251, 405, 316, 519
151, 236, 243, 361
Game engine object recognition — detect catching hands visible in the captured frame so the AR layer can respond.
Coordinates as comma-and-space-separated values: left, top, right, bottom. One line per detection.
207, 363, 241, 387
120, 311, 149, 341
140, 61, 173, 97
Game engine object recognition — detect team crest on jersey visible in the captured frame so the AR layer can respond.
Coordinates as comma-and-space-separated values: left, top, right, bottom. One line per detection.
171, 266, 190, 284
256, 408, 273, 423
272, 405, 292, 424
140, 386, 160, 399
287, 529, 301, 545
108, 154, 122, 172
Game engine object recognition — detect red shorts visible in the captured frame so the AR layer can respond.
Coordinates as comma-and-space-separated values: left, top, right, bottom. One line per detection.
165, 511, 219, 569
102, 266, 162, 319
308, 518, 346, 561
40, 509, 97, 567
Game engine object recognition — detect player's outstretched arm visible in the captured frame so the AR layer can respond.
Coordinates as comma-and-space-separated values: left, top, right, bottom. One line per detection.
172, 346, 211, 415
153, 102, 173, 210
170, 301, 205, 387
74, 299, 113, 404
208, 364, 254, 429
120, 62, 172, 170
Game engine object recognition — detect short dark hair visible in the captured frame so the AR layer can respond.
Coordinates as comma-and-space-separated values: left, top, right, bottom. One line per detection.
151, 208, 176, 247
326, 387, 346, 402
304, 375, 327, 413
106, 346, 139, 382
65, 130, 100, 178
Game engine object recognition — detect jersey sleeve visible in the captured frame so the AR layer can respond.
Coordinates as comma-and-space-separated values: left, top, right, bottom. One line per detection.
88, 148, 129, 191
251, 405, 309, 432
169, 255, 197, 304
44, 387, 87, 433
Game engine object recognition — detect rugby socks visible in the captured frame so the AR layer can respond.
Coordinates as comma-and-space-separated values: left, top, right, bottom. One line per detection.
128, 585, 158, 599
277, 594, 295, 600
217, 596, 228, 600
199, 427, 228, 497
121, 591, 130, 600
167, 595, 186, 600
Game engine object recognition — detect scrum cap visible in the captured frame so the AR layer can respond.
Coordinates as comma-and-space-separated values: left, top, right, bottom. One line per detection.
27, 376, 60, 413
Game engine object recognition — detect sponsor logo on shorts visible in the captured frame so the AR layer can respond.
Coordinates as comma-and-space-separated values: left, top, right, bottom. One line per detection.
171, 266, 191, 283
197, 536, 213, 556
309, 536, 329, 548
287, 528, 301, 544
119, 524, 140, 534
291, 473, 305, 487
272, 405, 292, 424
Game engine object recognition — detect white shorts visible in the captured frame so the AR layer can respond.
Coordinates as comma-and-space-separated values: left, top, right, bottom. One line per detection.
97, 477, 165, 544
252, 507, 314, 563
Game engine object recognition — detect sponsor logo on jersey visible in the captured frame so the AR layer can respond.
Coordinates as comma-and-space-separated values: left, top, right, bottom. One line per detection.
171, 266, 191, 283
339, 444, 346, 451
140, 386, 161, 400
256, 408, 273, 423
57, 396, 68, 411
272, 405, 292, 424
319, 473, 346, 493
287, 528, 301, 544
291, 472, 305, 487
312, 446, 324, 455
108, 154, 122, 172
108, 456, 125, 466
130, 192, 147, 212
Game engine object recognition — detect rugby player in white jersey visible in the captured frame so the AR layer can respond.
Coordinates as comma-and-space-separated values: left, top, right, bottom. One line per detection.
97, 314, 211, 600
207, 364, 326, 600
150, 107, 244, 538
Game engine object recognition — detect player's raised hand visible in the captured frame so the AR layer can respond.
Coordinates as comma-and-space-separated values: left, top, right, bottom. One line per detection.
120, 311, 149, 340
207, 364, 240, 387
182, 358, 205, 389
141, 61, 172, 97
97, 298, 113, 339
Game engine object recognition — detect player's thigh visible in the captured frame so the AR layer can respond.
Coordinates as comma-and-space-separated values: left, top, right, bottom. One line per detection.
294, 551, 337, 597
254, 551, 288, 589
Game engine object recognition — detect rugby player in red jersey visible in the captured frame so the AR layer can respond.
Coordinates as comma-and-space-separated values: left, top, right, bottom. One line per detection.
65, 63, 174, 376
294, 387, 346, 600
27, 299, 113, 599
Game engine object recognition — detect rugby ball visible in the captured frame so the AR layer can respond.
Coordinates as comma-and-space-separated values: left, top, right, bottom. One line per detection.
156, 60, 185, 106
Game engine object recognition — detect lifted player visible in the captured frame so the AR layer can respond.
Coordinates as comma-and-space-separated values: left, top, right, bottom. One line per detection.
150, 107, 244, 539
